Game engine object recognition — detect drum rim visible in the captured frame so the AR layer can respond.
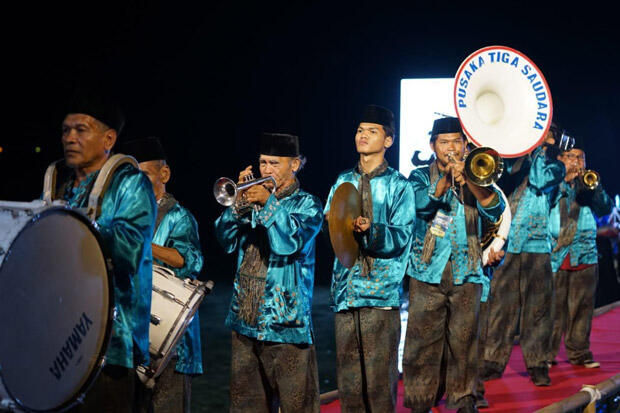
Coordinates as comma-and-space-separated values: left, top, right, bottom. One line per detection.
0, 206, 116, 412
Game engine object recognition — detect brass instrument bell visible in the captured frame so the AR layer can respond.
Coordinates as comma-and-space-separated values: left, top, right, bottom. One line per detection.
581, 169, 600, 190
213, 175, 276, 206
464, 147, 504, 187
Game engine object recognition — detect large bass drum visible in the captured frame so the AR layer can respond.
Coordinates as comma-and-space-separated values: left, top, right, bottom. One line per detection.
0, 201, 114, 412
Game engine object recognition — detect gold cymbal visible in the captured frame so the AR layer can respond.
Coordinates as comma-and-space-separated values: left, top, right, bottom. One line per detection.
328, 182, 361, 269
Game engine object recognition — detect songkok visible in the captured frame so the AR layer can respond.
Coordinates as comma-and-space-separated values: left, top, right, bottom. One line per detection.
430, 117, 463, 141
66, 88, 125, 134
260, 133, 300, 157
118, 137, 166, 163
360, 105, 395, 132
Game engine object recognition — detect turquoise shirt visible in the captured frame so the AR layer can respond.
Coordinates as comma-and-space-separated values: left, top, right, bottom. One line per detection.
153, 201, 204, 375
550, 181, 613, 273
504, 146, 565, 254
325, 166, 415, 312
406, 166, 505, 302
61, 164, 156, 368
215, 188, 323, 344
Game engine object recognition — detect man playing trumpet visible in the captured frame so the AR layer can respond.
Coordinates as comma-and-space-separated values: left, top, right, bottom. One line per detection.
548, 136, 613, 369
403, 117, 505, 413
215, 133, 322, 413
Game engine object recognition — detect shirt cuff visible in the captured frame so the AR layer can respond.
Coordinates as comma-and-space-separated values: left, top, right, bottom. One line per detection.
256, 194, 279, 227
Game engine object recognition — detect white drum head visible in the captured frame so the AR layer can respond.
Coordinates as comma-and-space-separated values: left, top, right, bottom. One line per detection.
454, 45, 553, 158
0, 208, 112, 411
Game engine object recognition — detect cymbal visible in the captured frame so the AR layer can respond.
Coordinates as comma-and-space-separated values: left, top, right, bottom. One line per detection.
328, 182, 361, 269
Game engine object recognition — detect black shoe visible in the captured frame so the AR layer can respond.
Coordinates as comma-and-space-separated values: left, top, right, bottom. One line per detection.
479, 362, 503, 382
528, 367, 551, 386
475, 394, 489, 408
457, 404, 479, 413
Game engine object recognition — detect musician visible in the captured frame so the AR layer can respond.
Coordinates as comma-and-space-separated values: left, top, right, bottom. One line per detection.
402, 117, 505, 413
214, 133, 322, 413
481, 123, 565, 386
548, 137, 613, 368
325, 105, 415, 412
57, 92, 156, 412
119, 137, 204, 412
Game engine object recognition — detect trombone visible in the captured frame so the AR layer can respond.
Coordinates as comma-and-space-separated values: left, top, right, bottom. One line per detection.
213, 174, 276, 207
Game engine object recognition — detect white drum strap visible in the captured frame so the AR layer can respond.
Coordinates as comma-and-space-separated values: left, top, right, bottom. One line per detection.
42, 160, 62, 204
86, 154, 139, 220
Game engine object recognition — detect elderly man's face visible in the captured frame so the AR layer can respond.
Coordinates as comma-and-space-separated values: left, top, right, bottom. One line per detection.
62, 113, 114, 171
559, 148, 585, 174
259, 154, 299, 189
138, 160, 170, 200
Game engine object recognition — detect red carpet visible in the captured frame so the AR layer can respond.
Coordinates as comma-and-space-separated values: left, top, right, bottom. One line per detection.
321, 307, 620, 412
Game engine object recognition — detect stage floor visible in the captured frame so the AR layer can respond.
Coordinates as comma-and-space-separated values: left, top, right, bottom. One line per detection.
321, 306, 620, 412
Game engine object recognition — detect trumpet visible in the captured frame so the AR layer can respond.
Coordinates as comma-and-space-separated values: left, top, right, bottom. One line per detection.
579, 169, 600, 190
213, 174, 276, 207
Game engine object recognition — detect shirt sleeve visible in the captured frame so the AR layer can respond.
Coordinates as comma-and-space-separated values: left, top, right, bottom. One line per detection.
165, 210, 204, 279
360, 178, 415, 257
409, 167, 448, 221
214, 207, 247, 254
255, 193, 324, 256
528, 146, 566, 193
476, 186, 505, 223
97, 171, 157, 281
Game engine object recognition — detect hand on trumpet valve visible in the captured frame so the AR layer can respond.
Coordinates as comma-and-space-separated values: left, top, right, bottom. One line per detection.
446, 153, 466, 186
243, 184, 271, 206
353, 216, 371, 233
238, 166, 254, 184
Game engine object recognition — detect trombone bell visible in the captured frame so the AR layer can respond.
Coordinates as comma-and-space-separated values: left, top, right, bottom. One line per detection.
464, 147, 504, 187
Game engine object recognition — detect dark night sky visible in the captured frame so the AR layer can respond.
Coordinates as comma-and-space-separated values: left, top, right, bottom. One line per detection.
3, 2, 619, 282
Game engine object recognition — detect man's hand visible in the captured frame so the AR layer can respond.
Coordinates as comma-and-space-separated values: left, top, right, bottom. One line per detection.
238, 165, 253, 184
486, 247, 505, 266
244, 184, 271, 206
447, 159, 467, 187
353, 216, 371, 233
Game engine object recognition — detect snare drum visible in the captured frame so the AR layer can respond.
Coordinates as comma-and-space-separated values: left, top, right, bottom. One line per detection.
0, 201, 114, 412
137, 265, 211, 388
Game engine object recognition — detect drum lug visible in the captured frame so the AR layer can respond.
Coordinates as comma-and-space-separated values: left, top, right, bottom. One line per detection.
150, 315, 161, 325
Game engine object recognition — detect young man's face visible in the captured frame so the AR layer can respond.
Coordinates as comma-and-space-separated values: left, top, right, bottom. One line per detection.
259, 154, 299, 189
430, 132, 466, 165
558, 148, 585, 175
355, 122, 393, 156
138, 160, 170, 200
62, 113, 115, 170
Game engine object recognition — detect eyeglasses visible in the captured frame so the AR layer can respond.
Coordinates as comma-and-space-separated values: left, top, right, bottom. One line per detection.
561, 153, 584, 161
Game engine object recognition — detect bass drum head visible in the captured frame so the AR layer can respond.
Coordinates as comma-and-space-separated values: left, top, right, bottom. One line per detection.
0, 208, 112, 412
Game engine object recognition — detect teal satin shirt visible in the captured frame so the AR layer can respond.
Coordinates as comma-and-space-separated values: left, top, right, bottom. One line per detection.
215, 188, 323, 344
325, 166, 415, 312
550, 181, 613, 272
153, 202, 204, 375
505, 146, 565, 254
62, 164, 156, 368
406, 166, 505, 302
